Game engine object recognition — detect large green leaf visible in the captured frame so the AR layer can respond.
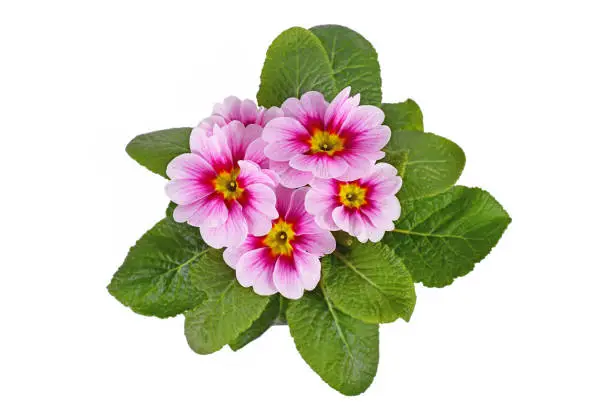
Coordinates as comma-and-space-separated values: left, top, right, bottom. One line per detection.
286, 289, 379, 396
384, 186, 511, 287
107, 217, 206, 318
323, 244, 416, 323
385, 130, 465, 202
257, 27, 337, 108
229, 294, 281, 351
125, 127, 191, 178
382, 99, 423, 131
310, 25, 382, 106
184, 251, 270, 355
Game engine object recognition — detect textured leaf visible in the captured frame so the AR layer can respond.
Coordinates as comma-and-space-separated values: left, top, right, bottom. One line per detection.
385, 130, 465, 201
184, 251, 270, 355
229, 295, 281, 351
310, 25, 382, 106
257, 27, 337, 108
382, 99, 424, 131
384, 186, 511, 287
324, 244, 416, 323
107, 217, 206, 318
286, 289, 379, 396
125, 127, 191, 178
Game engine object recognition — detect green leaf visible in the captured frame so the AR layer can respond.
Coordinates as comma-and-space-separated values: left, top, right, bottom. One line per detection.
165, 202, 177, 218
107, 217, 206, 318
257, 27, 337, 108
384, 186, 511, 287
229, 295, 281, 351
382, 99, 424, 131
385, 130, 466, 202
125, 127, 191, 178
323, 244, 416, 323
310, 25, 382, 106
184, 251, 270, 355
286, 289, 379, 396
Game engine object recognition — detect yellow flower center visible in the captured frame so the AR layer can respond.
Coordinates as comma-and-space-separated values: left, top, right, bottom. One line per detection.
309, 130, 345, 156
213, 168, 244, 201
262, 219, 296, 256
339, 182, 368, 209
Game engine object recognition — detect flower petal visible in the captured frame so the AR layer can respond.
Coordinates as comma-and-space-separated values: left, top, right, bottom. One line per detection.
269, 160, 314, 188
199, 131, 234, 172
262, 118, 310, 161
260, 106, 284, 125
223, 236, 261, 269
294, 231, 336, 257
244, 137, 269, 168
339, 105, 385, 135
174, 194, 228, 228
273, 256, 304, 300
289, 154, 348, 179
335, 153, 374, 181
237, 160, 277, 188
166, 153, 215, 180
200, 201, 248, 248
236, 248, 278, 296
223, 121, 259, 162
165, 179, 213, 205
348, 125, 391, 153
332, 206, 366, 239
242, 183, 278, 219
324, 87, 360, 134
281, 91, 327, 132
293, 249, 321, 291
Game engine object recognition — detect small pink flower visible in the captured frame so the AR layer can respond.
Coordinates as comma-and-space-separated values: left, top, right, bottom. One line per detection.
166, 122, 279, 248
223, 186, 336, 299
304, 163, 402, 243
190, 96, 283, 146
262, 87, 390, 187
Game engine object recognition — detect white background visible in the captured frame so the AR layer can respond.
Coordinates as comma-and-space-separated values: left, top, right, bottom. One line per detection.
2, 1, 611, 406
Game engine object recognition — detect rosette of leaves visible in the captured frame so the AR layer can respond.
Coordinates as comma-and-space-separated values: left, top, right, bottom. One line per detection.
108, 25, 511, 396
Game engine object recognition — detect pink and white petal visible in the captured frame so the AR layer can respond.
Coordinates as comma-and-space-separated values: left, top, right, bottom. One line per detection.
223, 236, 261, 269
339, 105, 385, 135
264, 139, 310, 162
239, 99, 259, 125
184, 194, 229, 228
334, 153, 374, 181
366, 228, 386, 243
200, 202, 248, 248
285, 187, 308, 222
261, 169, 280, 186
260, 106, 284, 125
315, 211, 340, 231
269, 160, 314, 188
304, 188, 337, 216
281, 92, 327, 131
349, 125, 392, 152
213, 96, 242, 120
262, 117, 310, 143
294, 230, 336, 257
332, 206, 366, 238
274, 185, 295, 218
166, 153, 215, 180
324, 87, 359, 133
366, 173, 402, 198
236, 248, 278, 295
289, 154, 348, 179
361, 196, 401, 231
199, 132, 234, 172
237, 160, 277, 188
293, 249, 322, 291
273, 256, 304, 300
189, 127, 210, 153
165, 179, 213, 205
361, 151, 386, 161
242, 183, 278, 218
242, 205, 273, 236
309, 177, 339, 195
244, 137, 269, 168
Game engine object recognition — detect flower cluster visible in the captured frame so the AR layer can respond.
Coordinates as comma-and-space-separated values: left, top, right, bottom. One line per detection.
166, 87, 402, 299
